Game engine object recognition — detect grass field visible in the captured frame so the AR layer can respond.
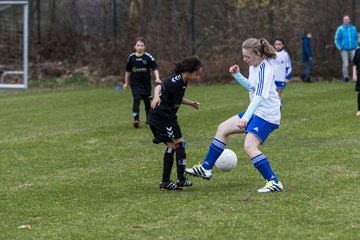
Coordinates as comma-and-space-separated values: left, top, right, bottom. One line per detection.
0, 82, 359, 239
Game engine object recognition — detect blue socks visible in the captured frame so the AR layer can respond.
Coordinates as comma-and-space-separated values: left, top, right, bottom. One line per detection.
201, 138, 279, 184
202, 138, 226, 170
251, 153, 278, 183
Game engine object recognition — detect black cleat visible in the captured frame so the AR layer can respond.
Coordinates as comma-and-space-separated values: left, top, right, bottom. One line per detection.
159, 181, 182, 190
133, 120, 140, 128
176, 178, 193, 188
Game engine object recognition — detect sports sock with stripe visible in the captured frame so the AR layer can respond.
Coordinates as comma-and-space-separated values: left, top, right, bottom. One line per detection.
251, 153, 278, 183
202, 138, 226, 170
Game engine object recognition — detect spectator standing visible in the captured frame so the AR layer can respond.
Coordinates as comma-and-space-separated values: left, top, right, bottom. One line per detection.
335, 15, 358, 83
301, 31, 312, 83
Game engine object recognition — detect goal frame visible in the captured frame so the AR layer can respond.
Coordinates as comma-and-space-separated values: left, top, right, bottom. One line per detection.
0, 1, 28, 89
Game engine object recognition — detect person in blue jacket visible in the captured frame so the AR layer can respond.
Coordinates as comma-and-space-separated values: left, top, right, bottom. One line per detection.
334, 15, 359, 82
301, 31, 312, 83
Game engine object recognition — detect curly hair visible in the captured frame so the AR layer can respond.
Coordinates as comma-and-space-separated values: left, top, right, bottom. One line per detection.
174, 57, 203, 74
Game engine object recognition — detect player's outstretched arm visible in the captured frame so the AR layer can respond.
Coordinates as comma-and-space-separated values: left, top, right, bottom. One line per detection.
229, 64, 250, 89
182, 97, 200, 109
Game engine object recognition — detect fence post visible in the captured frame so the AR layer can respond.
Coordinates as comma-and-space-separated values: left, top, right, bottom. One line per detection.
191, 0, 195, 55
36, 0, 41, 44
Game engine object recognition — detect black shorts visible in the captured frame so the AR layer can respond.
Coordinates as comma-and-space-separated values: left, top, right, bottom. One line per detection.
131, 83, 152, 99
147, 114, 182, 144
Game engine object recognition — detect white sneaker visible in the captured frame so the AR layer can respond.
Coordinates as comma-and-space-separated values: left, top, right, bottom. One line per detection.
185, 165, 213, 180
257, 180, 284, 193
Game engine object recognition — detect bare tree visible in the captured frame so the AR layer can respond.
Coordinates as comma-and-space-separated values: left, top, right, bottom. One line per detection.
28, 0, 360, 82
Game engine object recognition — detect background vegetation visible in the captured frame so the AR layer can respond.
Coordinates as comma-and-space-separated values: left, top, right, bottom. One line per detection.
22, 0, 360, 83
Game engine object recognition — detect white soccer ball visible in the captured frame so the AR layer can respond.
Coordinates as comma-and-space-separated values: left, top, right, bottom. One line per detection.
215, 149, 238, 172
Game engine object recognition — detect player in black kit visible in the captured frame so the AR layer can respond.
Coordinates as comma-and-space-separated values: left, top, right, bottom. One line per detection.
123, 37, 161, 128
147, 57, 203, 190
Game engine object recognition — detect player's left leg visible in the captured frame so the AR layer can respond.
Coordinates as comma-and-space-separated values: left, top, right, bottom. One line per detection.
142, 95, 152, 122
148, 122, 180, 190
132, 96, 141, 128
162, 143, 175, 183
159, 142, 182, 190
173, 137, 192, 188
244, 133, 283, 193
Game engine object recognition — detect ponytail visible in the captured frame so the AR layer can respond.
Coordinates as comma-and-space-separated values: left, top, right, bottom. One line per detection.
242, 38, 277, 59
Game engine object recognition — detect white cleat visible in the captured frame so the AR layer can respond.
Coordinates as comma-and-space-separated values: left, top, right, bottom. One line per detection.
257, 180, 284, 193
185, 165, 213, 180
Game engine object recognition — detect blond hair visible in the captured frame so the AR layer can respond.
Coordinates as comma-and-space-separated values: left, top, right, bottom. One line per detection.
242, 38, 277, 59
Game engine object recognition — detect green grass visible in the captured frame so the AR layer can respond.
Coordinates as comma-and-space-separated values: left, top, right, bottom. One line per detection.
0, 82, 359, 239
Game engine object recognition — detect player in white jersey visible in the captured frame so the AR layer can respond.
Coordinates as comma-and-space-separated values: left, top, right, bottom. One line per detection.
271, 38, 292, 97
186, 38, 284, 193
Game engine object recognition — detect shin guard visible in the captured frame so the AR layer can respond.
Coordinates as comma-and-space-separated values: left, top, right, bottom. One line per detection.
175, 142, 186, 181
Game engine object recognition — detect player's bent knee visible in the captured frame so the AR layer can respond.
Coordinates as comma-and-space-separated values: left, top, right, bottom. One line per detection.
216, 122, 228, 135
243, 143, 258, 156
216, 123, 234, 139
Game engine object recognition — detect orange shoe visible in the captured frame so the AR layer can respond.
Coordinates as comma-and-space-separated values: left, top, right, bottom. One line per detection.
356, 111, 360, 117
133, 120, 140, 128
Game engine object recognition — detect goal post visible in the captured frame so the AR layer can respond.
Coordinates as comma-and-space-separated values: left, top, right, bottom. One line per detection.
0, 1, 28, 89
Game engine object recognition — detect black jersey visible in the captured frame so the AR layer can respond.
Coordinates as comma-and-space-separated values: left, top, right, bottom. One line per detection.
353, 47, 360, 73
148, 74, 187, 122
354, 48, 360, 91
125, 52, 159, 88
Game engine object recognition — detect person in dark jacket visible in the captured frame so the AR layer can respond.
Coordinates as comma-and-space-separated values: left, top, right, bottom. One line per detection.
301, 31, 312, 83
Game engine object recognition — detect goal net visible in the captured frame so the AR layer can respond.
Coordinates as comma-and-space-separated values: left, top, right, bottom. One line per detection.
0, 1, 28, 89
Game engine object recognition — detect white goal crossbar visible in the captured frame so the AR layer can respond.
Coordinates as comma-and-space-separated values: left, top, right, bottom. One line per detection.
0, 1, 28, 89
